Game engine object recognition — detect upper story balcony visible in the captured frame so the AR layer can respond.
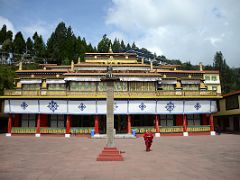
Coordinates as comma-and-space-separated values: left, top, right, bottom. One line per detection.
3, 89, 220, 99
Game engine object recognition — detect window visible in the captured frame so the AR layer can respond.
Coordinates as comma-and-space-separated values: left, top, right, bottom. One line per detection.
211, 76, 217, 81
70, 82, 96, 91
205, 75, 210, 81
182, 84, 199, 91
187, 114, 201, 125
48, 84, 65, 90
212, 86, 217, 91
161, 84, 175, 91
160, 115, 175, 126
21, 114, 36, 127
22, 84, 40, 90
226, 95, 239, 110
49, 115, 65, 127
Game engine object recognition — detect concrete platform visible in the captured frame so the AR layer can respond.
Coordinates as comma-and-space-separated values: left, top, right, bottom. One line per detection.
92, 133, 136, 139
0, 134, 240, 180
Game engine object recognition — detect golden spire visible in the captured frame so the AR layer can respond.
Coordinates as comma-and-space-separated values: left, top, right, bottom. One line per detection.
109, 43, 113, 53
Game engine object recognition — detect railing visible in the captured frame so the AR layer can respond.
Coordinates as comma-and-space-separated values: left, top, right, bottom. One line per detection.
40, 127, 66, 134
132, 126, 210, 134
160, 126, 183, 133
4, 89, 219, 97
11, 127, 36, 134
70, 127, 93, 134
187, 125, 210, 132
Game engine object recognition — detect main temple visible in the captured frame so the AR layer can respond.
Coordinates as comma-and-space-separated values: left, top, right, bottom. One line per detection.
2, 48, 222, 137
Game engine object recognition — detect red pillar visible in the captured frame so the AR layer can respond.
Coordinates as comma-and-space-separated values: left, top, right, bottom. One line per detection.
155, 115, 160, 133
36, 114, 41, 134
66, 115, 71, 135
183, 114, 187, 132
209, 114, 214, 131
94, 115, 99, 134
127, 115, 131, 134
7, 114, 12, 134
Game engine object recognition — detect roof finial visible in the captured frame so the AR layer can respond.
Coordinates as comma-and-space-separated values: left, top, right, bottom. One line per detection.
109, 43, 113, 53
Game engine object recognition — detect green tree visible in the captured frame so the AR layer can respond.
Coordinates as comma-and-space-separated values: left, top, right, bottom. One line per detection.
26, 37, 34, 55
33, 32, 46, 60
97, 34, 111, 53
0, 64, 15, 95
213, 51, 233, 94
13, 32, 26, 54
112, 38, 121, 52
120, 40, 126, 52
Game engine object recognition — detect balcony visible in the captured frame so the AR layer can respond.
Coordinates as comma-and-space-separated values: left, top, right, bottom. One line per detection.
3, 89, 220, 98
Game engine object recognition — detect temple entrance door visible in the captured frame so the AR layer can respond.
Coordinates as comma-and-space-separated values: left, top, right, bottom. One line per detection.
233, 117, 239, 132
114, 115, 127, 134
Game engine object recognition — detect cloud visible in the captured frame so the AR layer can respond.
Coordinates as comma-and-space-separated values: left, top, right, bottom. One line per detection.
21, 20, 57, 41
106, 0, 240, 67
0, 16, 16, 34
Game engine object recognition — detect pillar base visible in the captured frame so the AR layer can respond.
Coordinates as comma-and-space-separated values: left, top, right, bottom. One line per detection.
5, 133, 11, 137
210, 131, 216, 136
35, 133, 41, 137
155, 133, 161, 137
183, 132, 189, 136
65, 134, 71, 138
97, 147, 124, 161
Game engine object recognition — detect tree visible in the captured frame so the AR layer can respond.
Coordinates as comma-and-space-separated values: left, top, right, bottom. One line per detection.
26, 37, 34, 55
120, 40, 126, 52
13, 32, 26, 54
0, 64, 15, 95
213, 51, 233, 94
112, 38, 121, 52
33, 32, 45, 57
0, 25, 7, 44
97, 34, 111, 53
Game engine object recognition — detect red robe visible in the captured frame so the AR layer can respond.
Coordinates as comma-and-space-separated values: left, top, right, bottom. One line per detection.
143, 131, 154, 151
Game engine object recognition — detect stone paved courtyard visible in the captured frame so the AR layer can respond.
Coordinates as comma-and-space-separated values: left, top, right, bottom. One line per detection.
0, 134, 240, 180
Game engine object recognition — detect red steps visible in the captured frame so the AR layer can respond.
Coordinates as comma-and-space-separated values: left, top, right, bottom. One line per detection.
96, 147, 124, 161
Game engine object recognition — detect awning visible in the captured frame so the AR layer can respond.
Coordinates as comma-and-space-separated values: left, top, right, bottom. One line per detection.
120, 77, 161, 81
20, 80, 42, 84
160, 80, 177, 85
181, 80, 200, 84
64, 77, 101, 81
46, 80, 65, 84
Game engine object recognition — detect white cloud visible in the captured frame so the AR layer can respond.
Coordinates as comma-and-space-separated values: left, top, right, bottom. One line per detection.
0, 16, 16, 34
106, 0, 240, 67
21, 20, 57, 41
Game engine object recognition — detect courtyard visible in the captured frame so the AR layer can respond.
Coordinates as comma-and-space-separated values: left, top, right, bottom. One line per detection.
0, 134, 239, 180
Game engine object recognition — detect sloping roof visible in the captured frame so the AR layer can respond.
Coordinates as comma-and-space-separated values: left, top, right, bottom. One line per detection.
223, 90, 240, 97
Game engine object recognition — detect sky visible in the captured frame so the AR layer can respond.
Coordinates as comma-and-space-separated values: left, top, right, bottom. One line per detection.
0, 0, 240, 67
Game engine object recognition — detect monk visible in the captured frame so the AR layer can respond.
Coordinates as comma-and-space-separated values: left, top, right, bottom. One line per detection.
143, 130, 154, 152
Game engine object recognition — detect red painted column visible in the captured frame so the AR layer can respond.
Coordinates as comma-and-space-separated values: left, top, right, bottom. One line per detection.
66, 115, 71, 135
209, 114, 214, 131
183, 114, 187, 132
127, 115, 131, 134
155, 115, 160, 133
94, 115, 99, 134
7, 114, 12, 134
36, 114, 41, 134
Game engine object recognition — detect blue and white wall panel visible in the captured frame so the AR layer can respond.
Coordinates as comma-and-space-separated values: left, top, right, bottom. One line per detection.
128, 100, 156, 114
68, 100, 97, 115
39, 100, 67, 114
157, 101, 184, 114
10, 100, 38, 114
184, 100, 211, 114
4, 100, 10, 113
4, 99, 218, 115
210, 100, 218, 113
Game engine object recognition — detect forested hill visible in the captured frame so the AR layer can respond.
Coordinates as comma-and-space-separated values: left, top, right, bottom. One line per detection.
0, 22, 239, 95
